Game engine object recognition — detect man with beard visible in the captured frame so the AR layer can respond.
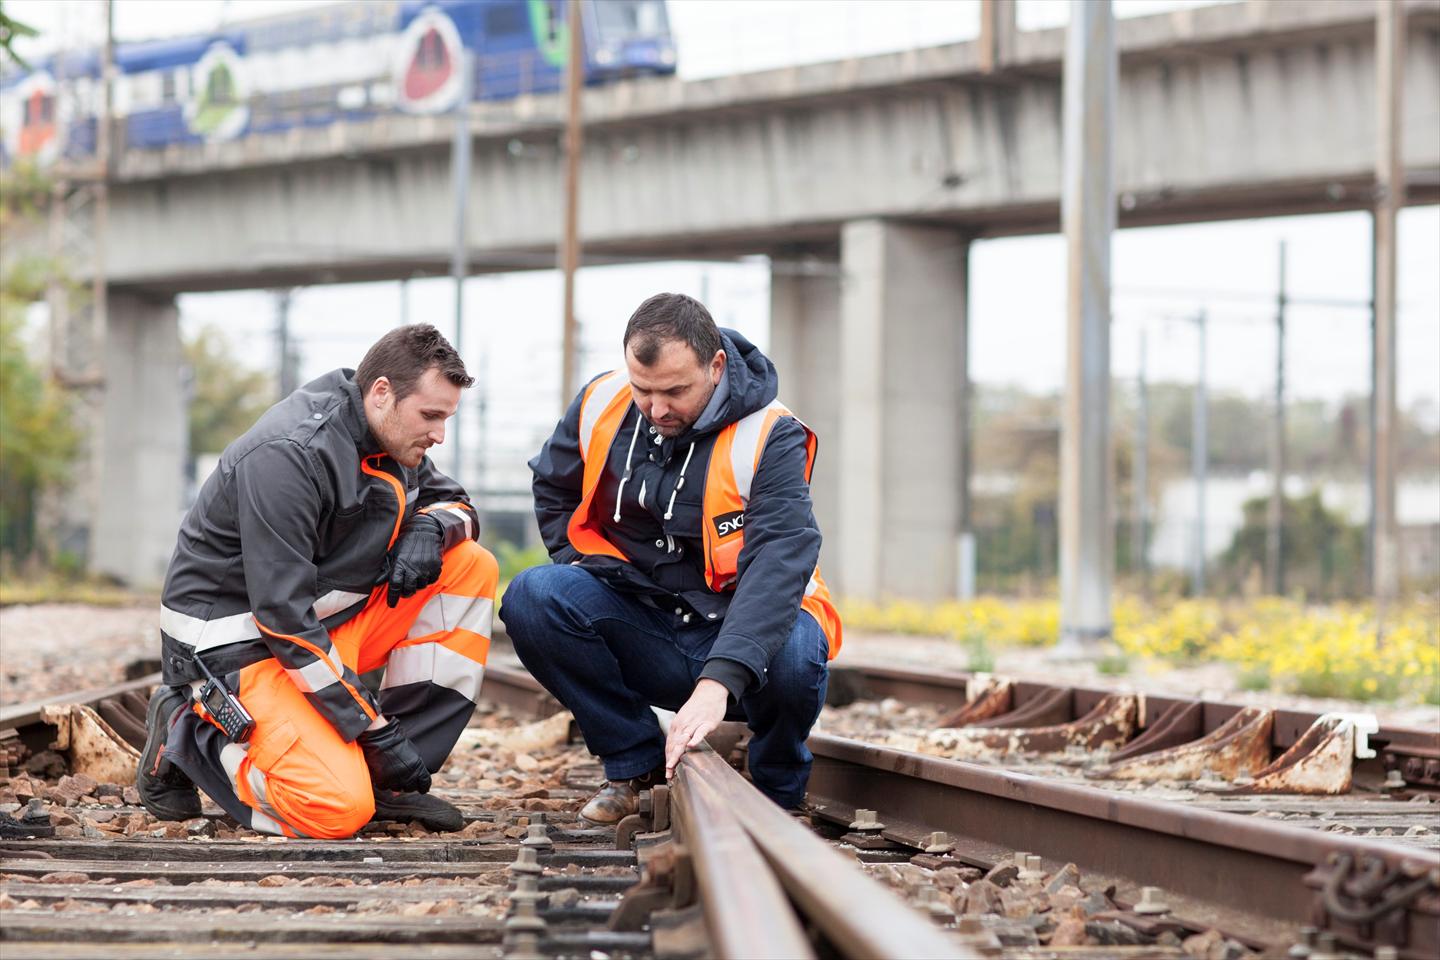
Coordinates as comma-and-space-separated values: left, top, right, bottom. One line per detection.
138, 324, 496, 838
502, 293, 841, 821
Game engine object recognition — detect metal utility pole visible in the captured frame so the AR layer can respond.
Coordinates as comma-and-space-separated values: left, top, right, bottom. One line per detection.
1134, 328, 1149, 599
1057, 0, 1115, 655
1267, 241, 1287, 595
1054, 0, 1117, 653
558, 0, 585, 411
958, 240, 975, 601
274, 288, 299, 398
43, 1, 113, 564
1371, 0, 1405, 604
1191, 310, 1208, 596
450, 51, 473, 487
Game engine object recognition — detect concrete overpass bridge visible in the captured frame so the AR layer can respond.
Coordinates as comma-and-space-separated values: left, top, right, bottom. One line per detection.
34, 0, 1440, 593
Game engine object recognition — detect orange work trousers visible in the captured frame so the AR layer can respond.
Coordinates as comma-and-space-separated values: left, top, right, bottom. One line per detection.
201, 541, 497, 839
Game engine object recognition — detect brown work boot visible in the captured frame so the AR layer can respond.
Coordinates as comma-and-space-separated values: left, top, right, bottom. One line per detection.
580, 766, 665, 824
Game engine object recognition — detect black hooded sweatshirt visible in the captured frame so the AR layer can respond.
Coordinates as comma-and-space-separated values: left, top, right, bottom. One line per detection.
526, 330, 823, 700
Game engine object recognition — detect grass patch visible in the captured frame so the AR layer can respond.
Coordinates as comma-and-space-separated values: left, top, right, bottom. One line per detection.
0, 574, 151, 608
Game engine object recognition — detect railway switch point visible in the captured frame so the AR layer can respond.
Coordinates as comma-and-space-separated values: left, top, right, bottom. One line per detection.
510, 845, 544, 876
1133, 886, 1172, 915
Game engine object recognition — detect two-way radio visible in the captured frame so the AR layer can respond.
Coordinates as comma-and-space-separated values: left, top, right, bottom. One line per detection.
195, 657, 256, 743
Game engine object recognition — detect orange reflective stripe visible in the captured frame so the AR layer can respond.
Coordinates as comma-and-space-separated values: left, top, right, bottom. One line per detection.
701, 402, 840, 659
254, 617, 378, 722
361, 455, 405, 549
567, 372, 633, 561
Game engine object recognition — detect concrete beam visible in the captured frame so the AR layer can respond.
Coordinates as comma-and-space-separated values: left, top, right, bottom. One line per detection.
836, 221, 966, 601
95, 4, 1440, 294
90, 290, 184, 586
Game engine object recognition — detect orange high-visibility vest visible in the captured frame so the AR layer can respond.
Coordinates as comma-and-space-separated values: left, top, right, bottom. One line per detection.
565, 371, 841, 659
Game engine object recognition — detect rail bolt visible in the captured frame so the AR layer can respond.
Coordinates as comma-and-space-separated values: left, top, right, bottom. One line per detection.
521, 823, 554, 850
848, 808, 885, 831
505, 899, 548, 934
502, 929, 545, 960
1018, 855, 1046, 884
1382, 768, 1406, 790
922, 831, 954, 854
1132, 886, 1171, 915
510, 845, 544, 876
510, 873, 542, 905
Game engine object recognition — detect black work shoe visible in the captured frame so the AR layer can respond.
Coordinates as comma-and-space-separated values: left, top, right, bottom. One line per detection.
580, 765, 665, 824
136, 685, 202, 821
372, 790, 464, 832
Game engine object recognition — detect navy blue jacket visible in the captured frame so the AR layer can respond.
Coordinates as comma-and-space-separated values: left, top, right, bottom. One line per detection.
528, 330, 823, 699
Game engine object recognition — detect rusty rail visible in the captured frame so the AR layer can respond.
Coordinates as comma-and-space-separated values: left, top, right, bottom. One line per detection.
674, 749, 969, 959
805, 732, 1440, 959
827, 661, 1440, 790
669, 753, 816, 959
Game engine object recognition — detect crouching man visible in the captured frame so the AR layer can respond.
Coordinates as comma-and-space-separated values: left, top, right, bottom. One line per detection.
138, 324, 497, 838
501, 293, 841, 821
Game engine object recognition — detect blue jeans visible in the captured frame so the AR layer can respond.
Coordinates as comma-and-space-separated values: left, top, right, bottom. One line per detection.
499, 564, 829, 808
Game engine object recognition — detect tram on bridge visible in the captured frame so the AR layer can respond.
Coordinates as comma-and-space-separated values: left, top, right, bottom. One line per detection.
0, 0, 675, 165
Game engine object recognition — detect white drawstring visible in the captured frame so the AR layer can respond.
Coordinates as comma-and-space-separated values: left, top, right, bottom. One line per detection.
663, 442, 696, 521
613, 416, 643, 522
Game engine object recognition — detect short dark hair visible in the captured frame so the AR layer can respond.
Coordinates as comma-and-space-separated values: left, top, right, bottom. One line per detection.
355, 324, 473, 401
623, 293, 721, 367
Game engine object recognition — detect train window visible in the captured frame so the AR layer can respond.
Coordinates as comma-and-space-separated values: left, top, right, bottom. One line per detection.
593, 0, 668, 42
484, 3, 527, 38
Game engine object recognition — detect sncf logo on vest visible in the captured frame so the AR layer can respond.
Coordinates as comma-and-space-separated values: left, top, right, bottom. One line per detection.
713, 510, 745, 538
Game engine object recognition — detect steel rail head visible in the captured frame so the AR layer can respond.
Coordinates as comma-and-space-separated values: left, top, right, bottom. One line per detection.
669, 756, 817, 960
678, 751, 975, 960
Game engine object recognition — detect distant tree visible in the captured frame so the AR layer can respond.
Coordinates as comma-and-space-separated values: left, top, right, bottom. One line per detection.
1219, 491, 1366, 599
0, 218, 78, 563
0, 1, 39, 69
184, 326, 274, 455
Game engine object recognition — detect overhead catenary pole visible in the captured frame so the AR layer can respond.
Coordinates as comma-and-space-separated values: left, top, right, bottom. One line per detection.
1134, 327, 1149, 599
1371, 0, 1405, 604
1191, 310, 1208, 597
274, 288, 298, 399
558, 0, 585, 412
450, 51, 473, 487
958, 239, 975, 601
1267, 241, 1287, 595
1057, 0, 1115, 655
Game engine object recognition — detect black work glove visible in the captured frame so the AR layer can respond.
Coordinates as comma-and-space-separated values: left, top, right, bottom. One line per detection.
356, 720, 431, 794
386, 513, 445, 607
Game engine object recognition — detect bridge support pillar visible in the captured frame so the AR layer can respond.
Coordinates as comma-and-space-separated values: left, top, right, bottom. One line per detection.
91, 290, 185, 587
775, 220, 966, 602
769, 261, 843, 578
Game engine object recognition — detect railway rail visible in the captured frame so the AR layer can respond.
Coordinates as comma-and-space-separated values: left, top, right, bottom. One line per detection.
2, 654, 1438, 958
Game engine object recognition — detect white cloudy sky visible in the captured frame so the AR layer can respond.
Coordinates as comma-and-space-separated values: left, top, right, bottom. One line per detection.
8, 0, 1438, 494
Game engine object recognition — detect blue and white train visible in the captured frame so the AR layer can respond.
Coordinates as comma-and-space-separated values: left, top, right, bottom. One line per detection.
0, 0, 675, 165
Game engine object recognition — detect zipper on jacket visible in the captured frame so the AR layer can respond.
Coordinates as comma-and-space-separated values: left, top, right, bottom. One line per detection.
360, 455, 405, 549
